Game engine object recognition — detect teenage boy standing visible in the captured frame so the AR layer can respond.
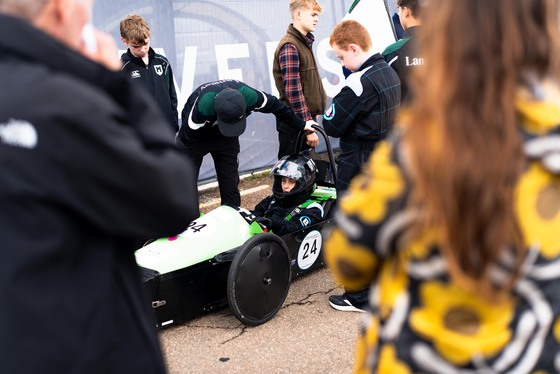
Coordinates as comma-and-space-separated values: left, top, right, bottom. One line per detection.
324, 19, 401, 313
382, 0, 423, 102
273, 0, 327, 158
120, 15, 179, 132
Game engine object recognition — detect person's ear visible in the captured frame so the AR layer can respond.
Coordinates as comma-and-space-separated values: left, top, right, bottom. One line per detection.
296, 10, 301, 21
401, 6, 411, 18
121, 37, 128, 46
36, 0, 67, 26
52, 0, 73, 24
33, 0, 79, 48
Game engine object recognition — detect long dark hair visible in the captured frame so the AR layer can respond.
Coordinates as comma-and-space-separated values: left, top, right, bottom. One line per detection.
403, 0, 560, 297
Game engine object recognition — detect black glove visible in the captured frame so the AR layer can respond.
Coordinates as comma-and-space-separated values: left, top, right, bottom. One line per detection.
254, 216, 272, 228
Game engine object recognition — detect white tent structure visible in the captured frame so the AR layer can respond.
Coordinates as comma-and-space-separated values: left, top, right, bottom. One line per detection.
93, 0, 396, 182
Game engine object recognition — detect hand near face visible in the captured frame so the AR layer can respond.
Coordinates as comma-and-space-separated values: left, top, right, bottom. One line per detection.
79, 27, 121, 71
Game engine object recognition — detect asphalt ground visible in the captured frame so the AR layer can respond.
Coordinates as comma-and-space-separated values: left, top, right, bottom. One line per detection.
159, 267, 361, 374
158, 181, 362, 373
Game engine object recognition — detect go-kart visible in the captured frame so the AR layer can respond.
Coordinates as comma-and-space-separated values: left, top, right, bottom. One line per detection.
135, 126, 337, 327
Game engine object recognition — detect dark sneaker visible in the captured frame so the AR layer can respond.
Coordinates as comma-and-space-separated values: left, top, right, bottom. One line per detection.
328, 294, 367, 312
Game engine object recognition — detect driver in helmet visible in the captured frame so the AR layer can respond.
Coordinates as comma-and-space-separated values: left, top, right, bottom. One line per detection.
251, 154, 325, 236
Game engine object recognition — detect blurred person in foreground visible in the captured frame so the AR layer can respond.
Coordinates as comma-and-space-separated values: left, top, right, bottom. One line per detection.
324, 0, 560, 372
0, 0, 199, 372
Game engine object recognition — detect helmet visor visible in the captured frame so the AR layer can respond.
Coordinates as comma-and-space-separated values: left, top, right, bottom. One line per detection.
271, 160, 304, 181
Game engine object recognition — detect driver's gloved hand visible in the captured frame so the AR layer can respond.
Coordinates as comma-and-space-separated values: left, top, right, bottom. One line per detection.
254, 216, 272, 228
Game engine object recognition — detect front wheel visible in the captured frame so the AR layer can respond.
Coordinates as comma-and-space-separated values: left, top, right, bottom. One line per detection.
226, 233, 291, 326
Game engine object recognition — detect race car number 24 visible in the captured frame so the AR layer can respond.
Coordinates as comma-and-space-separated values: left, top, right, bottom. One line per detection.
297, 230, 322, 270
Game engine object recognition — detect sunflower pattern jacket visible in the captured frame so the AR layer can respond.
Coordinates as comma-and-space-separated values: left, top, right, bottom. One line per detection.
324, 81, 560, 373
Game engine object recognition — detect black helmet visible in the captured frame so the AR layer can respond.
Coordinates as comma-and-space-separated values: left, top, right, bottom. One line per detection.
270, 154, 317, 205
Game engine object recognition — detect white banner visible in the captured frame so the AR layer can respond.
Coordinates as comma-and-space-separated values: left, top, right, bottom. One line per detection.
93, 0, 395, 181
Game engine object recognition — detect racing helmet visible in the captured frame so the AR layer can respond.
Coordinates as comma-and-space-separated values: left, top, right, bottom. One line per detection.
270, 154, 317, 205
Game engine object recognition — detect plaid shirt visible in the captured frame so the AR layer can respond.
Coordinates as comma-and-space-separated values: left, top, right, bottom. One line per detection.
278, 34, 315, 121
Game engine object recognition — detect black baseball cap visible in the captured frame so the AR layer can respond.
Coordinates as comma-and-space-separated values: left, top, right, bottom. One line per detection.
214, 89, 247, 137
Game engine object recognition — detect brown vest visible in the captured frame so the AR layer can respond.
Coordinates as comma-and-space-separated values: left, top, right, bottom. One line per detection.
273, 25, 327, 117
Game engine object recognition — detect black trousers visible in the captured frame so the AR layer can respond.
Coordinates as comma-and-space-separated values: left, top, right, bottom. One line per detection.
336, 139, 377, 195
179, 136, 241, 207
276, 119, 310, 159
336, 139, 377, 306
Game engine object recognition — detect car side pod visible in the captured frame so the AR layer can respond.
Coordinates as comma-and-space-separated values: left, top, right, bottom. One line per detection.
227, 233, 291, 326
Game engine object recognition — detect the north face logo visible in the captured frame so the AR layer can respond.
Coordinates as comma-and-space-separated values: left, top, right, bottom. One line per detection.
154, 65, 163, 76
0, 118, 38, 149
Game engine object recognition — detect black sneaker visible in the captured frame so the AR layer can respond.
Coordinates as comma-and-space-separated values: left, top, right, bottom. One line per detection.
328, 294, 366, 312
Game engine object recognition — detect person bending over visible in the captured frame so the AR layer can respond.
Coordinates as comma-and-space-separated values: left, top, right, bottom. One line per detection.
176, 79, 318, 207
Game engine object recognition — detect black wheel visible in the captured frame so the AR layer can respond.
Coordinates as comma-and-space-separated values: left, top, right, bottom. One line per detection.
227, 233, 291, 326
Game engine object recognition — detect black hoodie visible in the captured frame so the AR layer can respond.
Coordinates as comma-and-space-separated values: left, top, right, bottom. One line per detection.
121, 47, 179, 131
0, 14, 198, 373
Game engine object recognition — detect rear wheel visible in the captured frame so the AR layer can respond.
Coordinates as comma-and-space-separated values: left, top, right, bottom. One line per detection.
227, 233, 291, 326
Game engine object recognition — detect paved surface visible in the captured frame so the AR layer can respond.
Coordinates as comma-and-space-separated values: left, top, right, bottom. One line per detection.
159, 267, 362, 373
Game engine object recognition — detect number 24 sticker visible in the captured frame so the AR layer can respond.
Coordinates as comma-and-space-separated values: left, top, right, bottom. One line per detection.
297, 230, 322, 270
179, 220, 210, 238
187, 221, 207, 233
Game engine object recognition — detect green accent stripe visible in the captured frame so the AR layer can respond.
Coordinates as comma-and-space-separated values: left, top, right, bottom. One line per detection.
310, 187, 337, 200
348, 0, 361, 13
198, 92, 218, 116
239, 85, 258, 107
382, 37, 411, 56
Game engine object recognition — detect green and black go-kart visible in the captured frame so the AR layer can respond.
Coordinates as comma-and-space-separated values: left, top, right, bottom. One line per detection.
136, 126, 337, 327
